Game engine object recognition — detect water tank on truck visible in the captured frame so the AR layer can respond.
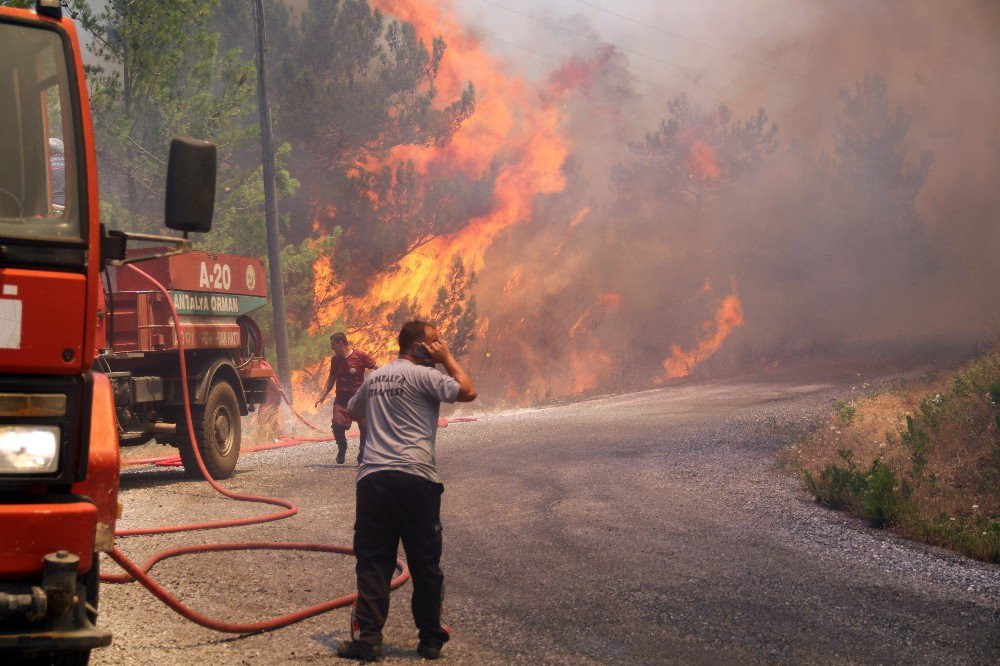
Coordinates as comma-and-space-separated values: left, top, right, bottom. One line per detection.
97, 251, 277, 479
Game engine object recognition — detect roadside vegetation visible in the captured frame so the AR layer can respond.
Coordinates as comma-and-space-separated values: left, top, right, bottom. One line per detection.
789, 344, 1000, 562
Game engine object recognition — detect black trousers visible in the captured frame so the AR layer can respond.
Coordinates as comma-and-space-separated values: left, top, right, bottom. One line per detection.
333, 395, 368, 455
353, 470, 449, 647
332, 421, 368, 455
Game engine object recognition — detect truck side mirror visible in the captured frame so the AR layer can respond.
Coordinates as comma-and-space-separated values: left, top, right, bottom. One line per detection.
165, 137, 216, 234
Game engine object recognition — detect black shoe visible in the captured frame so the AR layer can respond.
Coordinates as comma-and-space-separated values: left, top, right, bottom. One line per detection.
417, 642, 442, 660
337, 640, 382, 662
336, 444, 346, 465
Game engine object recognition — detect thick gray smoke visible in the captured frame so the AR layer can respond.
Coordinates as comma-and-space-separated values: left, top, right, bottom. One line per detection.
444, 0, 1000, 401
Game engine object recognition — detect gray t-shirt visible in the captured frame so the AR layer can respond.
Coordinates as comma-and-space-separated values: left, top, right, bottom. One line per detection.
348, 358, 460, 483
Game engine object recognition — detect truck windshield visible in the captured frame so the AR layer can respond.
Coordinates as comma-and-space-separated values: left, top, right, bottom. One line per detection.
0, 20, 80, 242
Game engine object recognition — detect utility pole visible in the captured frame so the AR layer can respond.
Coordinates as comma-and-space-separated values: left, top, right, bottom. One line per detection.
252, 0, 293, 399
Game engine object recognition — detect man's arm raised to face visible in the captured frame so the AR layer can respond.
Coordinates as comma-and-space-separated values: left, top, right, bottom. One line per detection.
426, 339, 477, 402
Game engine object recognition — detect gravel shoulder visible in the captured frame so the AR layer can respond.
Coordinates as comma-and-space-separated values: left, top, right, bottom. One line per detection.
93, 369, 999, 665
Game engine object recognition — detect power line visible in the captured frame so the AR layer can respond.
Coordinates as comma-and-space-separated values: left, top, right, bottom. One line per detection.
572, 0, 837, 94
476, 0, 824, 111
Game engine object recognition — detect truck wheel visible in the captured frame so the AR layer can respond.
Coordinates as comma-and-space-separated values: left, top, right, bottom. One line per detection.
178, 380, 241, 480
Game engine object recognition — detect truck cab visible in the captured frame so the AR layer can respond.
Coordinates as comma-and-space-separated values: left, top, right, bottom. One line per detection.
0, 3, 217, 662
0, 5, 117, 663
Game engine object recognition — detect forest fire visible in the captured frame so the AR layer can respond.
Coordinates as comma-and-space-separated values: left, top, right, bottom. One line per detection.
291, 0, 570, 409
293, 0, 754, 408
311, 0, 567, 320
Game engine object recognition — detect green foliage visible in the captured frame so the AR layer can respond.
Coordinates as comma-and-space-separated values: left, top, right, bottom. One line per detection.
913, 513, 1000, 563
861, 460, 910, 527
990, 382, 1000, 431
952, 372, 971, 398
833, 75, 933, 235
900, 415, 930, 478
804, 463, 866, 511
260, 0, 485, 290
202, 143, 300, 257
276, 0, 471, 164
66, 0, 268, 235
917, 392, 944, 429
800, 344, 1000, 562
254, 233, 338, 372
804, 458, 910, 527
835, 399, 857, 423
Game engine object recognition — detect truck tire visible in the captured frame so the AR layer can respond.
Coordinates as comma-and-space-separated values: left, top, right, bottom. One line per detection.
178, 379, 241, 480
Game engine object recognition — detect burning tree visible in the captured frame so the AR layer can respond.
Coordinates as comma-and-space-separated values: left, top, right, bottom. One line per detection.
429, 256, 478, 358
614, 95, 778, 207
267, 0, 490, 294
602, 97, 778, 380
333, 255, 478, 362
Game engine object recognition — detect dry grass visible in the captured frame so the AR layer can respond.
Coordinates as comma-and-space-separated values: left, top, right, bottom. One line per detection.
789, 346, 1000, 562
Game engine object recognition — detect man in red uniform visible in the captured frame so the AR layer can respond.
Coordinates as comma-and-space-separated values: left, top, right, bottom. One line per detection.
315, 332, 378, 464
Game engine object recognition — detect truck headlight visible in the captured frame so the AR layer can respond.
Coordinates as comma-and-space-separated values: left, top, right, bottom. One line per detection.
0, 426, 61, 473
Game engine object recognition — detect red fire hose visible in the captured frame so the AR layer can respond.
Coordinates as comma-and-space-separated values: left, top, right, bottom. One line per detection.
101, 263, 411, 634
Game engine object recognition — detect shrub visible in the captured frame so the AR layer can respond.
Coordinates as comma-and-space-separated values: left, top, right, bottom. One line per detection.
989, 381, 1000, 430
835, 399, 857, 423
861, 460, 910, 527
795, 343, 1000, 562
900, 415, 929, 478
805, 463, 866, 510
914, 513, 1000, 562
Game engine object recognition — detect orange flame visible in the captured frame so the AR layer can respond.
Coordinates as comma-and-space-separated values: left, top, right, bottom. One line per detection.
294, 0, 572, 409
570, 347, 612, 394
290, 1, 747, 409
569, 206, 590, 227
313, 0, 568, 319
663, 291, 744, 378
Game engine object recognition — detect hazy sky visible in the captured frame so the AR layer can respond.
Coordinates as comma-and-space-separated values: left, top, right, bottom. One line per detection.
445, 0, 1000, 197
446, 2, 999, 111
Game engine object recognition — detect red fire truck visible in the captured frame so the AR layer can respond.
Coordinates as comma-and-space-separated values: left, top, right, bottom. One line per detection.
0, 2, 226, 662
99, 250, 276, 480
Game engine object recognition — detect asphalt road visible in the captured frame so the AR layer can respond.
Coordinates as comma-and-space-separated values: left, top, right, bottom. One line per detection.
93, 369, 999, 664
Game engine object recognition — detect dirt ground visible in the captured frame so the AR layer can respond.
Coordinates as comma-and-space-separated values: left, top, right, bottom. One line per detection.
93, 364, 999, 664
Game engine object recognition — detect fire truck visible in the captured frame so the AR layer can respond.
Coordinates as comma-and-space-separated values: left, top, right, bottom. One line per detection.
0, 2, 245, 662
98, 250, 275, 481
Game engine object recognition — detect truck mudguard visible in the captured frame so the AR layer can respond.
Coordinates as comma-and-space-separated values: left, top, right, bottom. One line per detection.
193, 356, 248, 415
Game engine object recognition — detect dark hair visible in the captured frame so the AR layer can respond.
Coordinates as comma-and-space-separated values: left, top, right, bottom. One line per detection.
330, 332, 348, 344
398, 320, 430, 351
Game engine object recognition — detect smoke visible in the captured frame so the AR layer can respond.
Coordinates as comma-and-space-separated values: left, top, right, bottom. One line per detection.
303, 0, 1000, 405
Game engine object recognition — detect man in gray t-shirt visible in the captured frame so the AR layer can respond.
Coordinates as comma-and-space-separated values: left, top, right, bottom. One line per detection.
348, 354, 459, 484
338, 320, 476, 663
